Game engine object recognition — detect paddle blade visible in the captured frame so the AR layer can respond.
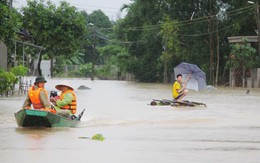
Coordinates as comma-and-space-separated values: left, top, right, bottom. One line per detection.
78, 109, 85, 121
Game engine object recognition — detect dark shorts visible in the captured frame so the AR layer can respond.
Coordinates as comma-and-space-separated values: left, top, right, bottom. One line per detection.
175, 93, 184, 100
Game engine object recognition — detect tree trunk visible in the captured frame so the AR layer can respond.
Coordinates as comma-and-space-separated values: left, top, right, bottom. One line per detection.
37, 51, 42, 76
256, 2, 260, 57
50, 55, 54, 78
91, 28, 96, 81
163, 60, 168, 83
14, 41, 17, 66
215, 21, 219, 86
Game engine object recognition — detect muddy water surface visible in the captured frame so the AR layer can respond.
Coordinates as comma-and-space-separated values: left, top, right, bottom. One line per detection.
0, 77, 260, 163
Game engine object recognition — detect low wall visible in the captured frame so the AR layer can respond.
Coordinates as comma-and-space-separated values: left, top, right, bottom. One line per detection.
230, 68, 260, 88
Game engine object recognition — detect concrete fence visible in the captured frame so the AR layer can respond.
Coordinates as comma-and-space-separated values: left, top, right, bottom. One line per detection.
0, 79, 32, 97
230, 68, 260, 88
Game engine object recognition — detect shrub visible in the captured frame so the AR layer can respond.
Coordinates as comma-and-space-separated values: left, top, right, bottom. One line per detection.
0, 69, 17, 94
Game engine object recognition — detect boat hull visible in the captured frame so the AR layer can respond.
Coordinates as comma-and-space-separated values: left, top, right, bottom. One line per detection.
14, 109, 80, 128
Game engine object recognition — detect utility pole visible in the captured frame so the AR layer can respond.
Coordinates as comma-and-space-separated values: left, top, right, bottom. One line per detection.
9, 0, 13, 8
91, 25, 96, 81
22, 43, 25, 66
209, 0, 215, 85
215, 21, 220, 86
162, 45, 168, 84
14, 42, 17, 66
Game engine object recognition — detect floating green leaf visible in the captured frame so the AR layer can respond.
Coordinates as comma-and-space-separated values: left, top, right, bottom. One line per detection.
91, 134, 105, 141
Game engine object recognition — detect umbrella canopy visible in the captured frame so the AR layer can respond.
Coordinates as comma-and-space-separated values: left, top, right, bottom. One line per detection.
174, 62, 206, 91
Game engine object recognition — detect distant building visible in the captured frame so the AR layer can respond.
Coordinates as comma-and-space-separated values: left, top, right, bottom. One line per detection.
0, 41, 8, 70
228, 36, 260, 88
41, 60, 51, 77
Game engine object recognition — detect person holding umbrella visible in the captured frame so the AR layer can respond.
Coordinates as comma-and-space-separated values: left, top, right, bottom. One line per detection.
172, 74, 191, 101
174, 62, 207, 91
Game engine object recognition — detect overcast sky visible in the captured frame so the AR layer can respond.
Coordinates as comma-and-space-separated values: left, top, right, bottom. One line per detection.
13, 0, 132, 20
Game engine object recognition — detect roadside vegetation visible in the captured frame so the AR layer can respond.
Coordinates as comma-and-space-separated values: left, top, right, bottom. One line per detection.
1, 0, 259, 84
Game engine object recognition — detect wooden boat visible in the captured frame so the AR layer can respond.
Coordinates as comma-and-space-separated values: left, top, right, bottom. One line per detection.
14, 109, 85, 128
150, 99, 207, 107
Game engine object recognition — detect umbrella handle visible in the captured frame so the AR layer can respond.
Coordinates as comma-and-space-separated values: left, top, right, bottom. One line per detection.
183, 74, 192, 84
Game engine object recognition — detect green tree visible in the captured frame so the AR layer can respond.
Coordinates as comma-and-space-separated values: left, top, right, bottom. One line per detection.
160, 17, 180, 83
0, 65, 28, 95
117, 0, 164, 82
78, 63, 92, 78
10, 65, 28, 77
0, 0, 21, 47
229, 41, 257, 69
0, 68, 17, 94
97, 44, 128, 79
21, 0, 87, 76
117, 0, 258, 84
87, 10, 113, 61
88, 10, 112, 29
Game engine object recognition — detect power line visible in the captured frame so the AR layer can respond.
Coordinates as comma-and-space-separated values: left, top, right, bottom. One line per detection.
177, 5, 254, 26
91, 5, 255, 43
96, 34, 132, 44
177, 25, 234, 37
95, 30, 133, 44
50, 0, 124, 10
97, 5, 255, 31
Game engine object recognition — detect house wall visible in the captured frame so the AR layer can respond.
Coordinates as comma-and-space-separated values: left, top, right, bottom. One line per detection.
255, 68, 260, 88
0, 41, 8, 70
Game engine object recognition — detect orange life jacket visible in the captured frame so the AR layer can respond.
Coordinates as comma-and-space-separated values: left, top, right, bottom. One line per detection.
28, 86, 48, 110
60, 90, 77, 114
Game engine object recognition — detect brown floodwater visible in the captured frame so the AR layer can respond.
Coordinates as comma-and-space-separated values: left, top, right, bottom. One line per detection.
0, 77, 260, 163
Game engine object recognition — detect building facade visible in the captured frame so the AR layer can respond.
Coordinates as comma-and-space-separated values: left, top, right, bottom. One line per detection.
0, 41, 8, 70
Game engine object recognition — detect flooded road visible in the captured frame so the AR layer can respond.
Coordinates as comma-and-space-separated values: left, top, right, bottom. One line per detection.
1, 77, 260, 163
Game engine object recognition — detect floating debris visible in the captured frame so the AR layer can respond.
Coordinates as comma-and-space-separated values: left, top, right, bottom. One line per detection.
78, 136, 90, 139
78, 85, 91, 90
78, 134, 105, 141
91, 134, 105, 141
204, 85, 217, 91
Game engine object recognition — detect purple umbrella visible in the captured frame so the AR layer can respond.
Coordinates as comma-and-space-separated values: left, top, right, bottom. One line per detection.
174, 62, 206, 91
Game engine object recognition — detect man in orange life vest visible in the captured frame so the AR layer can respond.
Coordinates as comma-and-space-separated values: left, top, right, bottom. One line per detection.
50, 83, 77, 117
22, 76, 54, 113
